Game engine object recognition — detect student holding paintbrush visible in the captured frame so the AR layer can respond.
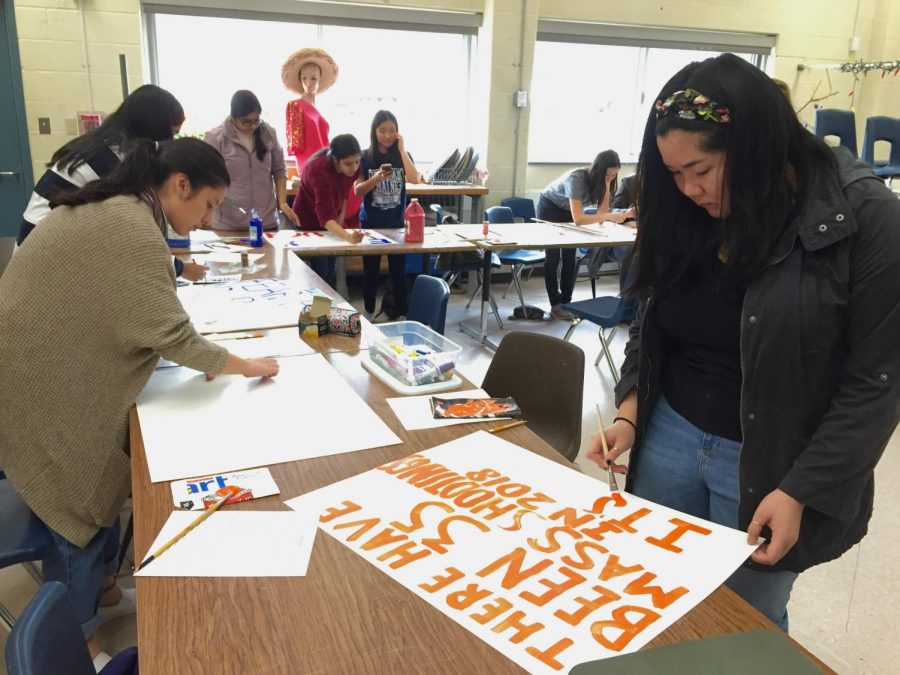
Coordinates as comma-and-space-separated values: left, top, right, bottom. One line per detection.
587, 54, 899, 631
0, 137, 279, 668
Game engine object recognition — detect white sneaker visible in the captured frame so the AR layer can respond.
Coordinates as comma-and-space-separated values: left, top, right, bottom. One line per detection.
97, 587, 136, 625
363, 311, 376, 323
93, 651, 112, 673
550, 304, 575, 320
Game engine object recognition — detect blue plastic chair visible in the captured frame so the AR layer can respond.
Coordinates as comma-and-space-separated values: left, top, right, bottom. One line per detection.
484, 206, 545, 314
861, 116, 900, 181
5, 581, 95, 675
814, 108, 858, 158
406, 275, 451, 335
6, 581, 140, 675
562, 256, 639, 383
500, 196, 536, 222
0, 478, 52, 630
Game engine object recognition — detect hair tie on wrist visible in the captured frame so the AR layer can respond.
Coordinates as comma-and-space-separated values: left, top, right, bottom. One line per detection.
614, 416, 637, 433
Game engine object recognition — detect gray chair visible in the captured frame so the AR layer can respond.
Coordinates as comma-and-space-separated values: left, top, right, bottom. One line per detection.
482, 331, 585, 461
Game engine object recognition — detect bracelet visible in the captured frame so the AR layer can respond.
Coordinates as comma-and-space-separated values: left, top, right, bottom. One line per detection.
614, 416, 637, 432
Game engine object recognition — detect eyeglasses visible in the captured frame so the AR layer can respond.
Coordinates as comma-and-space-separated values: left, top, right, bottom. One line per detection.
235, 116, 261, 128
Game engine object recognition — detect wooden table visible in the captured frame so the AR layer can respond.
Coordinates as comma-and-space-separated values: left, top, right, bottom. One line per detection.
135, 248, 831, 673
131, 350, 829, 674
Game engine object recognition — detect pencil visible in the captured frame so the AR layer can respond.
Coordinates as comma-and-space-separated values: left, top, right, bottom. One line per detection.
488, 419, 527, 433
136, 487, 249, 571
595, 404, 619, 492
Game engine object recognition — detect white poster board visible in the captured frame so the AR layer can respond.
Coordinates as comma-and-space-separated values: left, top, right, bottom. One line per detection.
285, 431, 757, 674
177, 277, 324, 334
137, 354, 402, 482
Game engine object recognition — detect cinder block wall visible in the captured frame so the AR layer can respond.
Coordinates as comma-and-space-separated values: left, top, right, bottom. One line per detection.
12, 0, 900, 206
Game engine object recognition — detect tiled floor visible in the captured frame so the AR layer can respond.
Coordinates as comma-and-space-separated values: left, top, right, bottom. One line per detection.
2, 268, 897, 673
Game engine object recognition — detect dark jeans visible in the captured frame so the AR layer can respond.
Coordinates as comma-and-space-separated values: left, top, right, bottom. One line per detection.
362, 254, 408, 315
537, 195, 578, 306
303, 256, 336, 288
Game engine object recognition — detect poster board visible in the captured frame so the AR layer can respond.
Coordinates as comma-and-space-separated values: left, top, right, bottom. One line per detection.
285, 431, 757, 674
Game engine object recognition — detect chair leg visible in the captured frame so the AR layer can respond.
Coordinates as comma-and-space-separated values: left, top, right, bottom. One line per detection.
22, 561, 42, 584
1, 601, 15, 630
511, 265, 527, 311
591, 277, 597, 298
119, 512, 134, 571
465, 278, 483, 309
598, 328, 621, 384
502, 269, 515, 299
488, 290, 503, 328
563, 316, 583, 341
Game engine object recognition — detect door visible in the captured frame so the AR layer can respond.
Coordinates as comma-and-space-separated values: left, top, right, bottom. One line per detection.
0, 0, 33, 242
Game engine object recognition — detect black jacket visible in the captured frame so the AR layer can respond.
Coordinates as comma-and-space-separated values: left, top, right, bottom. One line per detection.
615, 149, 900, 573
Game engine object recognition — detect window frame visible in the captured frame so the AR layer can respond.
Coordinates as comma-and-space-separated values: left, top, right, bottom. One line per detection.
528, 22, 773, 164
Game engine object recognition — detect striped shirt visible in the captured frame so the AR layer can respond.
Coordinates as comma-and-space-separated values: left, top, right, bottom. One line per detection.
19, 146, 183, 275
19, 146, 122, 245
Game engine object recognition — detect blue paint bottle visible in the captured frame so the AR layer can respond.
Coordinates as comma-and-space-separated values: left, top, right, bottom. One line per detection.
249, 208, 264, 247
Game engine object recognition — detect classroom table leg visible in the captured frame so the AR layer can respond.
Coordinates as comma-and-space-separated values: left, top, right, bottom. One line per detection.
335, 256, 349, 300
471, 195, 482, 222
458, 249, 499, 350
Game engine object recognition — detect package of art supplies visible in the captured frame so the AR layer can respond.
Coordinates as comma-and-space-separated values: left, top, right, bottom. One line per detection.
328, 306, 361, 336
170, 468, 280, 511
430, 396, 522, 419
298, 303, 330, 337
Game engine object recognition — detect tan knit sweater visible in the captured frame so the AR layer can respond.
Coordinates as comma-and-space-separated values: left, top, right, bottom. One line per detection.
0, 195, 229, 547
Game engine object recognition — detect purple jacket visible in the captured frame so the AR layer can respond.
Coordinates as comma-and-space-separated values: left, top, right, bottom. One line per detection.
204, 118, 287, 230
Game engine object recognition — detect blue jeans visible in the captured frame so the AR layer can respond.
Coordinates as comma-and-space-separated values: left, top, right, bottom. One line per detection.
42, 519, 121, 639
303, 256, 336, 287
632, 396, 798, 630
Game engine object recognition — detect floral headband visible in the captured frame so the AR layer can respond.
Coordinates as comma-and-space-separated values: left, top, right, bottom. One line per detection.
655, 88, 731, 123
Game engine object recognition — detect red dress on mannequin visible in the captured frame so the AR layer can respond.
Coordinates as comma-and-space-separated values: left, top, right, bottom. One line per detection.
286, 98, 361, 227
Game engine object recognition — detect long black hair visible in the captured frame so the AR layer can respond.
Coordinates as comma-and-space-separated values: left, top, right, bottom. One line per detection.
230, 90, 267, 162
310, 134, 361, 164
631, 53, 834, 297
586, 150, 621, 206
367, 110, 401, 166
50, 85, 183, 172
52, 138, 230, 208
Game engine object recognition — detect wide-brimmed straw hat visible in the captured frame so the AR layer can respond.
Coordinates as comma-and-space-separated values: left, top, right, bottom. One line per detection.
281, 48, 339, 96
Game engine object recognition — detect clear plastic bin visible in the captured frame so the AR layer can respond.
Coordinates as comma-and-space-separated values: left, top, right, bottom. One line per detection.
367, 321, 462, 387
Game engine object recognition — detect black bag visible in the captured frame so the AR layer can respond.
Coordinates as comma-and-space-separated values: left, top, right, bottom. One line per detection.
508, 304, 547, 320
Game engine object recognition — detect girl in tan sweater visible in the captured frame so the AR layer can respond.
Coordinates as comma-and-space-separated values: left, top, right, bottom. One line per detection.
0, 138, 279, 666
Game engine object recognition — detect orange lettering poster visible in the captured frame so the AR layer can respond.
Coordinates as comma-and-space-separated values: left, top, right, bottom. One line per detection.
285, 431, 757, 673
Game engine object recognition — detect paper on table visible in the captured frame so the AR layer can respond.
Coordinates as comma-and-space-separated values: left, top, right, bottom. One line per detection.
177, 277, 313, 334
267, 229, 354, 250
286, 431, 759, 674
134, 511, 317, 577
386, 388, 510, 430
201, 252, 266, 264
209, 327, 315, 359
137, 354, 402, 482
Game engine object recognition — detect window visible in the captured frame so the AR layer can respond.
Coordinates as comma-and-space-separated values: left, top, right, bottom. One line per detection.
528, 24, 772, 163
148, 12, 476, 168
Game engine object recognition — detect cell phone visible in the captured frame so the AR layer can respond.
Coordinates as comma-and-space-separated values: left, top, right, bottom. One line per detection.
380, 163, 393, 175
